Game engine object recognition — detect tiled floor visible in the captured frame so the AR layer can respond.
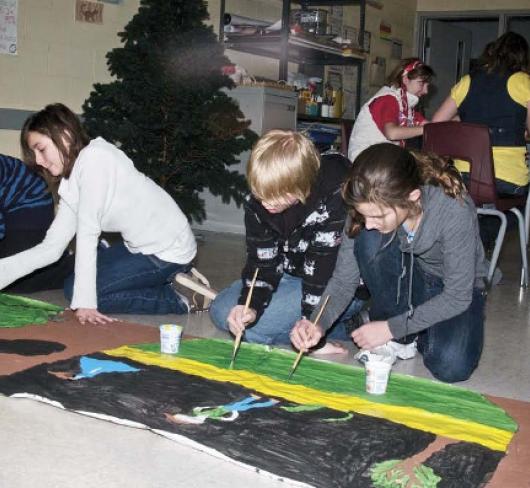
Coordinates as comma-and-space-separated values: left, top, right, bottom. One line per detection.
1, 229, 530, 487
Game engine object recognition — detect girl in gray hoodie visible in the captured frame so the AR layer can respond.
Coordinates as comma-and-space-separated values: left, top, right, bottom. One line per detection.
290, 143, 488, 383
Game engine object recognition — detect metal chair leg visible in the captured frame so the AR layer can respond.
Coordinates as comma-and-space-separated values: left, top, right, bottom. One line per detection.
478, 208, 507, 286
524, 195, 530, 246
509, 208, 529, 288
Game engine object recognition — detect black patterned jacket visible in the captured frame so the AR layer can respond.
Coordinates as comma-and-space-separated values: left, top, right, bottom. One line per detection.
238, 153, 350, 320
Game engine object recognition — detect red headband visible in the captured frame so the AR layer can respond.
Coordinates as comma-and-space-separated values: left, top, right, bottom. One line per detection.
403, 60, 422, 76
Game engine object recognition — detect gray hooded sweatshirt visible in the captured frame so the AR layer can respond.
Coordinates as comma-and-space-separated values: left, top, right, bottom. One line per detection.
312, 185, 489, 339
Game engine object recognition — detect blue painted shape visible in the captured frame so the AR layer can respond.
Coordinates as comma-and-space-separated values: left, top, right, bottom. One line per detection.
224, 396, 278, 412
73, 357, 140, 380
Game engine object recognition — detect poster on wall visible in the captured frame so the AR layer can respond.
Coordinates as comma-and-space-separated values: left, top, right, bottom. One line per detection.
75, 0, 104, 24
0, 0, 17, 55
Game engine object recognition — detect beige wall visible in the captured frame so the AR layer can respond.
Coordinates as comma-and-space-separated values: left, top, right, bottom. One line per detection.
418, 0, 530, 11
0, 0, 140, 157
345, 0, 418, 99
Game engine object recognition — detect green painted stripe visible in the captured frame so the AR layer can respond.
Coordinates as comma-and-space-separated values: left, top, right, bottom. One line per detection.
133, 339, 517, 434
0, 293, 63, 328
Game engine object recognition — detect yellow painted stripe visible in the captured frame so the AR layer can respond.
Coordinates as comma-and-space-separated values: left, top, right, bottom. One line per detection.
105, 346, 513, 452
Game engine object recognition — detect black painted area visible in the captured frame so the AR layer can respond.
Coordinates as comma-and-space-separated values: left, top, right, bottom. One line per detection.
0, 339, 66, 356
0, 353, 502, 488
424, 441, 504, 488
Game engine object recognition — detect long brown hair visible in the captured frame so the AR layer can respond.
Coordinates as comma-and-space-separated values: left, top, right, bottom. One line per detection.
387, 57, 434, 88
342, 143, 465, 236
20, 103, 90, 179
480, 31, 529, 75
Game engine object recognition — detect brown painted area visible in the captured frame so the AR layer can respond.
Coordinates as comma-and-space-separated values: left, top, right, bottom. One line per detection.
394, 437, 454, 486
0, 311, 158, 376
487, 395, 530, 488
1, 317, 529, 486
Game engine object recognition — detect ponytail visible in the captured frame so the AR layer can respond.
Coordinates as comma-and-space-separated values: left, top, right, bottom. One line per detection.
410, 150, 466, 201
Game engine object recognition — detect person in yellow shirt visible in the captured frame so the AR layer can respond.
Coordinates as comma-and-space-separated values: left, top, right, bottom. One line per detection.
433, 31, 530, 196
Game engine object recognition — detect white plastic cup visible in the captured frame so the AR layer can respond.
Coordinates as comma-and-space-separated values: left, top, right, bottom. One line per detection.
364, 359, 391, 395
159, 324, 183, 354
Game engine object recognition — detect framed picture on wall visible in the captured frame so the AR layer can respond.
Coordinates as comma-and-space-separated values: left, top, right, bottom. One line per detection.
75, 0, 103, 24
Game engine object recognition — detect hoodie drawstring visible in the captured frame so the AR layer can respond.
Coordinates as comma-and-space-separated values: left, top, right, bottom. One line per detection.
407, 251, 415, 318
395, 245, 415, 338
396, 252, 406, 305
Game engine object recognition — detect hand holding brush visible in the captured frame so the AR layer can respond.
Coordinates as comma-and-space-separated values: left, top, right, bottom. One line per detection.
229, 268, 259, 368
288, 295, 330, 379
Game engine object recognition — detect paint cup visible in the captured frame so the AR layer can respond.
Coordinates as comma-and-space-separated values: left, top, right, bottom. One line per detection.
159, 324, 183, 354
364, 359, 391, 395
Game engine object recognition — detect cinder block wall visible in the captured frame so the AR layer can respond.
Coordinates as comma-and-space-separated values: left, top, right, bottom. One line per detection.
0, 0, 140, 157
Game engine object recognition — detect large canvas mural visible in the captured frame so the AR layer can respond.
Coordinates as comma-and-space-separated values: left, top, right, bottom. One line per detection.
0, 336, 518, 487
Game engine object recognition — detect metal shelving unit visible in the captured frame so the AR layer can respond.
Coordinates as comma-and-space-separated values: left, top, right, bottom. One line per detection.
219, 0, 366, 115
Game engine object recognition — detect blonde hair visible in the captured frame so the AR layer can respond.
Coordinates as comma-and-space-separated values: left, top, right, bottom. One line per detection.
343, 143, 465, 236
247, 130, 320, 204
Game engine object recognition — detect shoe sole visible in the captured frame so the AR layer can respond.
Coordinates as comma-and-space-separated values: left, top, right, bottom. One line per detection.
175, 274, 217, 300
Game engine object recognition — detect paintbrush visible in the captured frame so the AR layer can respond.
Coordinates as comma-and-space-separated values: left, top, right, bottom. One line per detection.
288, 295, 330, 380
230, 267, 259, 368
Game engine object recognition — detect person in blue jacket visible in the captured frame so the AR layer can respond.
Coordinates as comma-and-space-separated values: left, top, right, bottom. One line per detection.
0, 153, 73, 292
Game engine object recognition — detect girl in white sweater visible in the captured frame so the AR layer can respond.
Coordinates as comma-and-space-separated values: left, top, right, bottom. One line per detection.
0, 103, 196, 324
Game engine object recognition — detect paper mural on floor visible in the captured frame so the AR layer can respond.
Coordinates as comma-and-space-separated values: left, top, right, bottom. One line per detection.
0, 338, 515, 487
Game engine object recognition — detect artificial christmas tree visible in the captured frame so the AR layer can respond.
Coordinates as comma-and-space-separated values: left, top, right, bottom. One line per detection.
82, 0, 257, 222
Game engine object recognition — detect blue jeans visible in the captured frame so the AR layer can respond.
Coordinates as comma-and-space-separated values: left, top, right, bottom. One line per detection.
210, 273, 364, 345
495, 179, 528, 196
355, 229, 485, 383
64, 242, 191, 314
461, 172, 528, 196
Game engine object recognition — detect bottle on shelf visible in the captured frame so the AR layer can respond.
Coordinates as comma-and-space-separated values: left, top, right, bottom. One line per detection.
331, 88, 343, 118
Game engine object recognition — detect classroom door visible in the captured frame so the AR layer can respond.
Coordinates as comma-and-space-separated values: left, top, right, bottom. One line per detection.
423, 20, 472, 118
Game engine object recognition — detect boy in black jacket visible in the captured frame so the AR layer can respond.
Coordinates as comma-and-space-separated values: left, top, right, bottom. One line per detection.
210, 130, 363, 352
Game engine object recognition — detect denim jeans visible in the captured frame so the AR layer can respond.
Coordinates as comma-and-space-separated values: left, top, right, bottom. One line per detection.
355, 229, 485, 383
210, 273, 364, 345
461, 172, 528, 196
64, 242, 191, 314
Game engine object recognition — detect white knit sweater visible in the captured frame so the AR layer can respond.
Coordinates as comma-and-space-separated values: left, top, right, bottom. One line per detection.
348, 85, 419, 162
0, 138, 196, 309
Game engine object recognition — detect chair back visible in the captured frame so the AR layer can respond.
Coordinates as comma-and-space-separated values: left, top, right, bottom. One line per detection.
422, 121, 497, 207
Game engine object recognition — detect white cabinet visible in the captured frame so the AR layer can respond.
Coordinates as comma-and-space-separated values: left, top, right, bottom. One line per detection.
194, 86, 298, 234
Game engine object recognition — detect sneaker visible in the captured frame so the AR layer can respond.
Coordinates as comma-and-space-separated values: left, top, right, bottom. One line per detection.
354, 347, 396, 365
386, 340, 417, 360
99, 238, 111, 249
173, 268, 217, 313
354, 340, 417, 365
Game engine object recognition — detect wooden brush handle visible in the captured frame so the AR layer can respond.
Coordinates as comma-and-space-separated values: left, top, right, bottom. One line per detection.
312, 295, 330, 326
243, 268, 259, 314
